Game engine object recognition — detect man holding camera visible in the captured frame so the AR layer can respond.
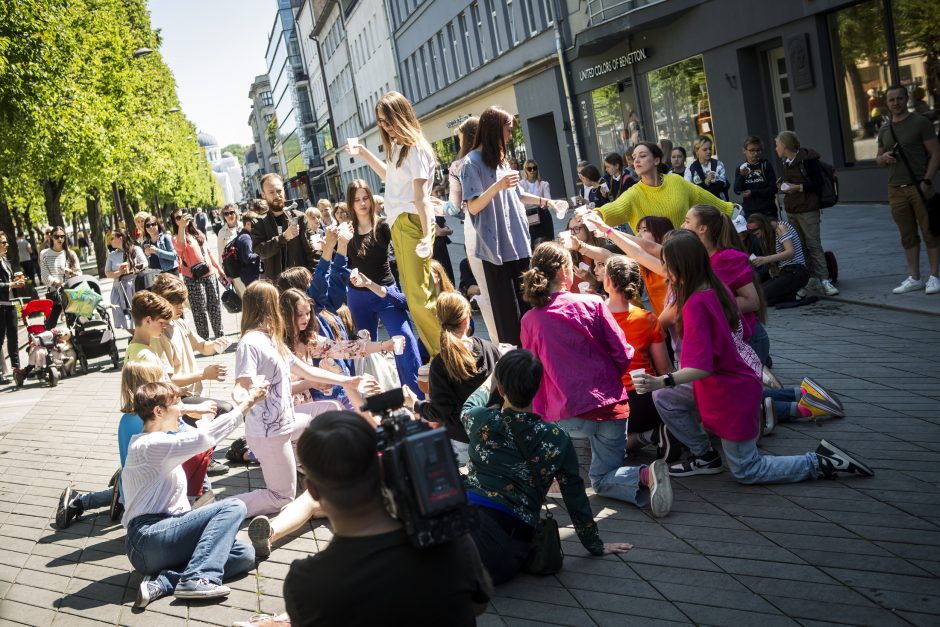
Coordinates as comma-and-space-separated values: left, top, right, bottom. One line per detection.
283, 410, 492, 626
253, 173, 314, 281
877, 84, 940, 295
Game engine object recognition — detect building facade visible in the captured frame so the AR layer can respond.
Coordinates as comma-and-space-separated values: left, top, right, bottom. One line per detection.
564, 0, 939, 203
247, 74, 276, 199
389, 0, 576, 198
266, 0, 319, 202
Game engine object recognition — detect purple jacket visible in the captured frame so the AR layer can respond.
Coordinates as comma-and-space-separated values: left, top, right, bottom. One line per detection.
521, 291, 634, 422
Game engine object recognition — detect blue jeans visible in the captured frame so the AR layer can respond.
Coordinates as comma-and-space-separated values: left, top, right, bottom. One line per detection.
347, 286, 422, 397
555, 418, 647, 507
125, 499, 254, 594
79, 489, 111, 511
722, 438, 818, 484
653, 384, 710, 456
747, 321, 771, 366
763, 387, 802, 419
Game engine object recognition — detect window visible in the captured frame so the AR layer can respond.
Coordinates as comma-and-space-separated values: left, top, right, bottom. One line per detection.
648, 55, 714, 158
471, 2, 488, 64
506, 0, 519, 46
459, 12, 476, 70
485, 0, 503, 56
260, 91, 274, 107
592, 83, 628, 160
437, 33, 451, 84
418, 46, 431, 96
448, 22, 464, 78
828, 0, 938, 164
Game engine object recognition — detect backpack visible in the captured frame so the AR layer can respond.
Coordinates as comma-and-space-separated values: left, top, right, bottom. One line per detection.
800, 157, 839, 208
221, 234, 243, 279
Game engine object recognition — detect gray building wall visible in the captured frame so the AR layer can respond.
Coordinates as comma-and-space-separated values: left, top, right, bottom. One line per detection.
567, 0, 891, 202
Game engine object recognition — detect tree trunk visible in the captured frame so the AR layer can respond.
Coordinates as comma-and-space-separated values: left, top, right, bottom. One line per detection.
87, 190, 108, 278
118, 187, 135, 231
42, 178, 66, 227
0, 198, 19, 267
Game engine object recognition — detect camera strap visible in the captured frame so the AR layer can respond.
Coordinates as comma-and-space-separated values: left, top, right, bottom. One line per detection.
504, 413, 553, 519
889, 123, 931, 205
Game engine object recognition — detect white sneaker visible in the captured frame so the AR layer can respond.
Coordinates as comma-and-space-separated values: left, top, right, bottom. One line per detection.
820, 279, 839, 296
927, 276, 940, 295
893, 276, 926, 294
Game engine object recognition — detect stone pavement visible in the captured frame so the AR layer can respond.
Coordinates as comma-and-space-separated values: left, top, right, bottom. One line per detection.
0, 206, 939, 626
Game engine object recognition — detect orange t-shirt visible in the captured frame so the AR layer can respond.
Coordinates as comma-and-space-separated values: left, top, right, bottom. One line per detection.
641, 266, 668, 316
612, 306, 666, 391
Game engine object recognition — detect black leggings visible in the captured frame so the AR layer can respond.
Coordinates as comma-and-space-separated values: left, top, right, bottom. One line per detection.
480, 257, 530, 347
1, 305, 19, 369
469, 505, 535, 585
627, 389, 663, 433
762, 264, 811, 305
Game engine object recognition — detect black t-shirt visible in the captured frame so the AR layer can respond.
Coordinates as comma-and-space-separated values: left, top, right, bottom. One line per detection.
283, 528, 490, 627
348, 221, 394, 287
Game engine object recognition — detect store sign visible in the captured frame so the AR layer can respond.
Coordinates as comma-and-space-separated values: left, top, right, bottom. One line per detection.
446, 114, 471, 129
578, 48, 649, 82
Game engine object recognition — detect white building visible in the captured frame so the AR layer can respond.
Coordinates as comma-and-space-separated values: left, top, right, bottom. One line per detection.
198, 131, 244, 205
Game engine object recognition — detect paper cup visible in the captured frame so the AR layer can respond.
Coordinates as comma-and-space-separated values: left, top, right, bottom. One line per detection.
391, 335, 405, 355
559, 231, 573, 249
551, 199, 570, 220
415, 240, 432, 259
579, 261, 591, 273
578, 281, 590, 294
629, 368, 647, 382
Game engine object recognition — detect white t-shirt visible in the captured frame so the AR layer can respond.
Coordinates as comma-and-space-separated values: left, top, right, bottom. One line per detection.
122, 407, 243, 527
236, 330, 294, 438
217, 224, 240, 260
384, 141, 435, 228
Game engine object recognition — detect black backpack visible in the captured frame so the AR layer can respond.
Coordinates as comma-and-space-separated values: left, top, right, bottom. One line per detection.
800, 157, 839, 209
221, 234, 243, 279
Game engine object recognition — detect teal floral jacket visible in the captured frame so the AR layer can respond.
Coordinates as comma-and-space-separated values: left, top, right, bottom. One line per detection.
461, 386, 604, 555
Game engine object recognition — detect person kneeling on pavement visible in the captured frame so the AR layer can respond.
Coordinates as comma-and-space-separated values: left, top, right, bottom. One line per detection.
283, 410, 492, 627
125, 379, 267, 609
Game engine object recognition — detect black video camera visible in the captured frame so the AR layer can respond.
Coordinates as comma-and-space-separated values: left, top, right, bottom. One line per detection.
363, 388, 477, 548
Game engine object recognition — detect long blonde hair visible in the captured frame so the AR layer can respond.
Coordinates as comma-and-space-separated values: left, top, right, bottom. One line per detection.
241, 280, 288, 356
121, 361, 167, 413
376, 91, 436, 168
436, 292, 475, 382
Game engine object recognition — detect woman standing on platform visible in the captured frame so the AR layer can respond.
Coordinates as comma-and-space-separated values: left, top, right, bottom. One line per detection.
449, 116, 498, 342
344, 92, 441, 356
462, 106, 567, 346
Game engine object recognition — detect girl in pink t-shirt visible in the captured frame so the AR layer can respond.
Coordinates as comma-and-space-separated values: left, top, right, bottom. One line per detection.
681, 204, 770, 365
633, 233, 873, 484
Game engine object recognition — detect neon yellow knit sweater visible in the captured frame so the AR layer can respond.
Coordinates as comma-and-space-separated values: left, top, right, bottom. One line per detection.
600, 173, 734, 232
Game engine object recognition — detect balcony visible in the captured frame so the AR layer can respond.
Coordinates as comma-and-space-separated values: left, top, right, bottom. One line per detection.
586, 0, 665, 27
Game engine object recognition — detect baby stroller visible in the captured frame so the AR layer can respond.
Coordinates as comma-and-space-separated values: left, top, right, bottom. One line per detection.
62, 275, 121, 373
14, 299, 61, 388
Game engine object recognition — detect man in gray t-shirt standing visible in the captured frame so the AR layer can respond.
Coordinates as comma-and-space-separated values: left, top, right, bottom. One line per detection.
876, 84, 940, 295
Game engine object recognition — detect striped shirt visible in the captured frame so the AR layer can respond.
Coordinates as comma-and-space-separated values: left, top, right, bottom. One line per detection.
39, 248, 78, 288
777, 222, 806, 268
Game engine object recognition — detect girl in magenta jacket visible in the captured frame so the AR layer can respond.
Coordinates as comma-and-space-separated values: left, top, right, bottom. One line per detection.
519, 242, 673, 518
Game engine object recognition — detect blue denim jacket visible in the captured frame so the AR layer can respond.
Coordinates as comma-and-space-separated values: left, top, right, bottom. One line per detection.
145, 233, 179, 272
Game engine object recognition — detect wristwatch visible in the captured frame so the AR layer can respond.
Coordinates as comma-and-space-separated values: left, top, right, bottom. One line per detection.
663, 373, 676, 388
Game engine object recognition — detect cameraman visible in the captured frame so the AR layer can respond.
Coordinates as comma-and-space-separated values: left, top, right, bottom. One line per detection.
284, 410, 492, 626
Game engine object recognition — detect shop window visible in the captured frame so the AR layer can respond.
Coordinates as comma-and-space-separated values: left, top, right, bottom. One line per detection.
591, 82, 640, 162
828, 0, 890, 162
829, 0, 939, 164
648, 55, 714, 161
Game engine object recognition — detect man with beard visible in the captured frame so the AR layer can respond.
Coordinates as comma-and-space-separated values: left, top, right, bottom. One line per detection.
252, 173, 314, 280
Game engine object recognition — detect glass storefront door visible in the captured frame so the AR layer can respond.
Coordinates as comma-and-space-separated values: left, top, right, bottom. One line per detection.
591, 81, 640, 161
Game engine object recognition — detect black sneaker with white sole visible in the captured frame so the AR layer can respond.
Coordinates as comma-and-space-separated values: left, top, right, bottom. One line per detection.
207, 458, 229, 476
816, 440, 874, 479
55, 485, 84, 529
669, 449, 724, 477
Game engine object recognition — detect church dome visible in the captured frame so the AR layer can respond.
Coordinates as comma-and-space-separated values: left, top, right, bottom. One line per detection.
197, 132, 218, 148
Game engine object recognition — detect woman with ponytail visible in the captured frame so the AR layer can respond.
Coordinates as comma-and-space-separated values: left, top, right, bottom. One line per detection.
682, 204, 771, 365
519, 242, 673, 518
413, 292, 501, 444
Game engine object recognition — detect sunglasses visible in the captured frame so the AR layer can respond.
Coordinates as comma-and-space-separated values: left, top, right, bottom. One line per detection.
526, 166, 537, 171
173, 215, 184, 220
223, 211, 236, 216
53, 235, 65, 240
145, 222, 158, 227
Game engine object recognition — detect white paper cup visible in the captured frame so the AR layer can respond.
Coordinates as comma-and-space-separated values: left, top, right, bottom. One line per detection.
629, 368, 647, 382
357, 329, 371, 340
550, 199, 570, 219
578, 281, 590, 294
578, 261, 591, 273
497, 343, 516, 356
391, 335, 405, 355
415, 240, 432, 259
559, 231, 573, 249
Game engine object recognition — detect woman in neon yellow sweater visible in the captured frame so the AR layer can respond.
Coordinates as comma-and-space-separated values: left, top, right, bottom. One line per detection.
600, 142, 734, 232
